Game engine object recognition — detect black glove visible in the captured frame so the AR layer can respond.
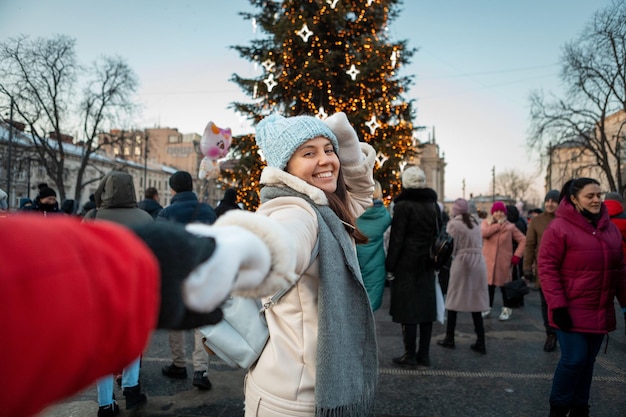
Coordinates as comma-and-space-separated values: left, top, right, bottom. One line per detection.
552, 307, 572, 330
132, 222, 223, 330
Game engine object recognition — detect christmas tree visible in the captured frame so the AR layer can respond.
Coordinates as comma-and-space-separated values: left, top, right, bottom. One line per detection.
224, 0, 418, 209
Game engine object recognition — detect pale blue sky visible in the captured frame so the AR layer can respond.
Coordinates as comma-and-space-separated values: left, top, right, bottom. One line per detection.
0, 0, 613, 201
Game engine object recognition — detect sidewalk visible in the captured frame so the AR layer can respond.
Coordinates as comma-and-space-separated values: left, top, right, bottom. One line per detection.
40, 286, 626, 417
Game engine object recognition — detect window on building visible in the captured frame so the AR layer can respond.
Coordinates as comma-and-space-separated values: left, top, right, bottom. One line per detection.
168, 135, 180, 143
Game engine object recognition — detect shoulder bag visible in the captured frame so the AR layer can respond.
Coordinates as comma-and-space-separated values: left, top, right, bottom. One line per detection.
430, 203, 454, 270
199, 237, 319, 369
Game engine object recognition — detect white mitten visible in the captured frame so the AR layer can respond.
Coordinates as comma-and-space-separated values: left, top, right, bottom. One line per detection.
324, 112, 363, 166
183, 224, 272, 312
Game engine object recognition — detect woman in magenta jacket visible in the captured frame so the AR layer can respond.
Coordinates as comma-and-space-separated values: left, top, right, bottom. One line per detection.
538, 178, 626, 417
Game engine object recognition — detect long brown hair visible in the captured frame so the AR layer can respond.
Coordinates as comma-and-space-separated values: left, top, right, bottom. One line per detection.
324, 169, 369, 244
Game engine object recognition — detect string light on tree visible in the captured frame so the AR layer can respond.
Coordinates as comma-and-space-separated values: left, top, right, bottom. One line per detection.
346, 64, 360, 80
227, 1, 421, 209
252, 18, 257, 33
296, 23, 313, 42
264, 74, 278, 92
365, 115, 381, 134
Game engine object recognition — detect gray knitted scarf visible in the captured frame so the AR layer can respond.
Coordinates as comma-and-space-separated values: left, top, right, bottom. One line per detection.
261, 186, 378, 417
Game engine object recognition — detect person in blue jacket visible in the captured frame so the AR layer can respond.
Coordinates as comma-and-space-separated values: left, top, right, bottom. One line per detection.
356, 180, 391, 311
157, 171, 217, 391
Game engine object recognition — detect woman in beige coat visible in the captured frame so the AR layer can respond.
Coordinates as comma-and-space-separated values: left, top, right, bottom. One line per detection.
437, 198, 489, 353
481, 201, 526, 321
224, 112, 377, 417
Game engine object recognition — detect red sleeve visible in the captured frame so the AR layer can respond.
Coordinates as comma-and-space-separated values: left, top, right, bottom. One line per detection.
0, 215, 160, 417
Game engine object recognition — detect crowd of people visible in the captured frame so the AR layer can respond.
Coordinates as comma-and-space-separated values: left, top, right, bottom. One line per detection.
3, 112, 626, 417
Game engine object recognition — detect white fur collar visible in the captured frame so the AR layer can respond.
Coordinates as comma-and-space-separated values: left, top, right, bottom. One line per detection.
260, 167, 329, 205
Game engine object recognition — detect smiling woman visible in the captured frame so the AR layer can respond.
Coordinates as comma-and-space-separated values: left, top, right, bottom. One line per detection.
286, 137, 340, 193
538, 177, 626, 416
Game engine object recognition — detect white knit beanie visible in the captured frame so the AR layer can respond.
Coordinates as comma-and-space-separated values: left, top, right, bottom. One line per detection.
255, 114, 339, 170
402, 166, 426, 189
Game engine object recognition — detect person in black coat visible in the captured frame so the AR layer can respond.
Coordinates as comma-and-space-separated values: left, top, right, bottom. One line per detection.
385, 166, 438, 368
215, 187, 242, 218
138, 187, 164, 219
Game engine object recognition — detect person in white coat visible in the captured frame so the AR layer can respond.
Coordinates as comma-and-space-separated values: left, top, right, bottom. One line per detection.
436, 198, 489, 353
228, 112, 377, 417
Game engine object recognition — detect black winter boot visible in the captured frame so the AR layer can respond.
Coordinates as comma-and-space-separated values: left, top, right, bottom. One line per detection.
438, 311, 456, 348
122, 385, 147, 411
393, 324, 417, 367
470, 338, 487, 354
437, 335, 455, 349
569, 404, 590, 417
416, 322, 433, 367
548, 404, 570, 417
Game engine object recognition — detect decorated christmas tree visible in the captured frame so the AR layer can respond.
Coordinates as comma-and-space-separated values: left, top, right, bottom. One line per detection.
224, 0, 418, 209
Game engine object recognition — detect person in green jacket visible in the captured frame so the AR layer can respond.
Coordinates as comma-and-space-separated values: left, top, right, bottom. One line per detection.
356, 180, 392, 311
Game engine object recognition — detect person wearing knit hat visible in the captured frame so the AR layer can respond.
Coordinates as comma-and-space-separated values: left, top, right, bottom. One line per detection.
401, 166, 427, 189
603, 191, 626, 338
437, 198, 489, 354
169, 171, 194, 193
236, 111, 378, 416
490, 201, 507, 215
481, 200, 526, 321
32, 184, 60, 215
255, 114, 339, 170
523, 189, 560, 352
386, 164, 440, 369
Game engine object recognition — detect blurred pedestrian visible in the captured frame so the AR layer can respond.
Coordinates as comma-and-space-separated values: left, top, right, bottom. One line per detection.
214, 187, 241, 218
138, 187, 163, 219
386, 166, 438, 368
0, 187, 7, 211
523, 190, 559, 352
481, 201, 526, 321
437, 198, 489, 354
60, 199, 77, 216
81, 193, 97, 216
539, 178, 626, 417
29, 183, 61, 216
356, 180, 392, 311
603, 191, 626, 335
83, 171, 153, 416
158, 171, 217, 391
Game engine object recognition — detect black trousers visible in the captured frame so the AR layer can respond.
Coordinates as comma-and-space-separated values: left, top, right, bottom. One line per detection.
488, 284, 512, 308
446, 310, 485, 340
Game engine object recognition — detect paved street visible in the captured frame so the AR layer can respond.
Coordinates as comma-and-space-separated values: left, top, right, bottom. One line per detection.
40, 285, 626, 417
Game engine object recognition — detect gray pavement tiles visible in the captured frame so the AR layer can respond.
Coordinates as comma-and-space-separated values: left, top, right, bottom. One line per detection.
40, 287, 626, 417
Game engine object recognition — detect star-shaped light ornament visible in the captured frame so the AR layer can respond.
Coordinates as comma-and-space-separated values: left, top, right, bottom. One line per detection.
366, 0, 375, 6
346, 64, 360, 80
390, 50, 398, 67
376, 151, 389, 167
296, 23, 314, 42
316, 106, 328, 120
264, 74, 277, 92
365, 115, 381, 134
252, 18, 257, 33
261, 59, 275, 72
326, 0, 339, 9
